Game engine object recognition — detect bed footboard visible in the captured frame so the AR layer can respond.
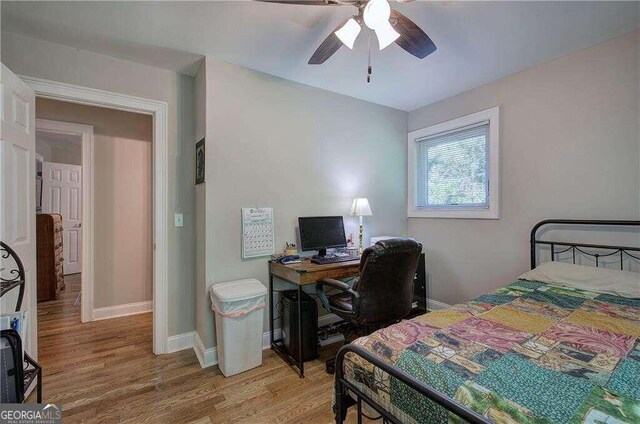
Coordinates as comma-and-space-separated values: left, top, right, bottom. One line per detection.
334, 344, 491, 424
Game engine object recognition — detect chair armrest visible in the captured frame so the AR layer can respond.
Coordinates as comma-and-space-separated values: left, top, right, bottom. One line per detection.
317, 277, 351, 291
316, 278, 359, 317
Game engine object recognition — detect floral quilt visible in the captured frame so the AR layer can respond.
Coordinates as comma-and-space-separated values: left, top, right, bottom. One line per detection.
344, 279, 640, 423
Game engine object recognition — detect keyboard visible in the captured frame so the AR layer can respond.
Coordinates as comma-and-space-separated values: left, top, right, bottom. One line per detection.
311, 254, 360, 265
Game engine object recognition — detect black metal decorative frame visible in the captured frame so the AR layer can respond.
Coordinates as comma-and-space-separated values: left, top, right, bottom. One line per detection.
1, 241, 43, 403
334, 219, 640, 424
1, 241, 26, 311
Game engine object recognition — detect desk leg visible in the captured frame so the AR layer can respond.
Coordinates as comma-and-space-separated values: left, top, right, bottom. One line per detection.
297, 284, 304, 378
269, 273, 274, 347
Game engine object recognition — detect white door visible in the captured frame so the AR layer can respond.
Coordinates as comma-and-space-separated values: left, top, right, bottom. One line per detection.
42, 162, 82, 274
0, 63, 37, 357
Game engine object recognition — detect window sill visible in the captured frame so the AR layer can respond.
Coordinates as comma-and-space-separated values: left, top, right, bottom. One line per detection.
408, 208, 500, 219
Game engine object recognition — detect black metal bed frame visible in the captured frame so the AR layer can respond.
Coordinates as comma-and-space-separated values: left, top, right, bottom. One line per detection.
334, 219, 640, 424
530, 219, 640, 270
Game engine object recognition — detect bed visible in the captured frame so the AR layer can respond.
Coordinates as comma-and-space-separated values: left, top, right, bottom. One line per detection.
334, 219, 640, 424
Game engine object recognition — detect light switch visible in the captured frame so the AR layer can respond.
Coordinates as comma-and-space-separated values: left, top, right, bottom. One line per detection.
174, 213, 184, 227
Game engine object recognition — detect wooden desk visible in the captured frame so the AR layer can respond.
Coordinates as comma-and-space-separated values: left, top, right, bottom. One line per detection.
268, 258, 360, 378
268, 254, 426, 378
269, 258, 360, 285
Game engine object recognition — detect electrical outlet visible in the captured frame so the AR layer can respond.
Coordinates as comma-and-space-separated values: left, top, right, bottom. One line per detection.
174, 213, 184, 227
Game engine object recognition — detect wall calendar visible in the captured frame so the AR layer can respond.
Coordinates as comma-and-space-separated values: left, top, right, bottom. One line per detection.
242, 207, 275, 259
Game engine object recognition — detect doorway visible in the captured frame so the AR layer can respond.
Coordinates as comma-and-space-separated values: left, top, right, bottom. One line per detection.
35, 99, 154, 343
35, 122, 89, 336
22, 75, 169, 355
36, 120, 91, 287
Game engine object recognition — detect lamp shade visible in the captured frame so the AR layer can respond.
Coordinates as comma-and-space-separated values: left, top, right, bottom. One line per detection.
350, 198, 373, 217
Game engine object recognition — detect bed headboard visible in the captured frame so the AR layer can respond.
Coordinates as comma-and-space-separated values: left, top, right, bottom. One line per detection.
530, 219, 640, 270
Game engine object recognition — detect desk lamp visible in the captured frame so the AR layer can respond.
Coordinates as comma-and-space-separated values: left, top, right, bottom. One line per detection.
350, 198, 372, 254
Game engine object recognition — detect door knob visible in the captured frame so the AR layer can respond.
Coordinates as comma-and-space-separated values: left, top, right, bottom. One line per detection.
74, 223, 82, 228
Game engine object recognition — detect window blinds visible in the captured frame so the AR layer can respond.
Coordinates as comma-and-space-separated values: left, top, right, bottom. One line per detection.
416, 121, 490, 208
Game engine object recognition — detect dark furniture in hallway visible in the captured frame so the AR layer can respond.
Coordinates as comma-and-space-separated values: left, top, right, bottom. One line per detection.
36, 213, 65, 302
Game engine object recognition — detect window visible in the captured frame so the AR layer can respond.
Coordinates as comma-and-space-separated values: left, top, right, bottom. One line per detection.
408, 107, 500, 219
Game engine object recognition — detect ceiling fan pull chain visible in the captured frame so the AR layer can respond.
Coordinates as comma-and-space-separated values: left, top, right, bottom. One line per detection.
367, 30, 372, 83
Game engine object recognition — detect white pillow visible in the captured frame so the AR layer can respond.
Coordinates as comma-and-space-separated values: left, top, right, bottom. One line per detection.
518, 261, 640, 298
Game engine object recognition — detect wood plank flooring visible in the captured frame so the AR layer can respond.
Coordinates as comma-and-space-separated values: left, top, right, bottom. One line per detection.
30, 274, 372, 423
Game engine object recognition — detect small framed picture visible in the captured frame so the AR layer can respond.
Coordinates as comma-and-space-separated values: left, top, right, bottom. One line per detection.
195, 138, 205, 185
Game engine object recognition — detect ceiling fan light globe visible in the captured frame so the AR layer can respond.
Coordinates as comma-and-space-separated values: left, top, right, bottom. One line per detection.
375, 21, 400, 50
363, 0, 392, 30
335, 18, 361, 49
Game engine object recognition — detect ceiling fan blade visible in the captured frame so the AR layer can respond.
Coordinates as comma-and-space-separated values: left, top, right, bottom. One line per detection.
390, 9, 436, 59
256, 0, 344, 5
308, 18, 349, 64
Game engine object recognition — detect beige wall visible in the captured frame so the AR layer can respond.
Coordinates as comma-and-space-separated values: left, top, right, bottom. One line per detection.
37, 99, 153, 307
408, 31, 640, 306
2, 32, 197, 335
199, 57, 408, 348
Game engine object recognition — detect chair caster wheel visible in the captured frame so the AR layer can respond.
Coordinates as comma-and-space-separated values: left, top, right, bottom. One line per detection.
326, 358, 336, 374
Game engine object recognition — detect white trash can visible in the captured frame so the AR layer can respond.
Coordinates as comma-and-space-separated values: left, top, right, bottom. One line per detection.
209, 279, 267, 377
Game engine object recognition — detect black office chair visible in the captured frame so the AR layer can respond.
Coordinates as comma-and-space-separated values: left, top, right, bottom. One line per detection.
316, 238, 422, 371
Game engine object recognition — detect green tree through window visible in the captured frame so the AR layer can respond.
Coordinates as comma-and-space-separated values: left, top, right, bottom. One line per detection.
417, 122, 489, 208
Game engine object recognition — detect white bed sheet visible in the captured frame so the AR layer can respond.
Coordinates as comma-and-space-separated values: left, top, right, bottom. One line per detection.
518, 261, 640, 298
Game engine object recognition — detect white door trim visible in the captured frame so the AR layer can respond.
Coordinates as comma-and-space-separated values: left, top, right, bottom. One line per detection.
24, 75, 169, 354
36, 119, 94, 323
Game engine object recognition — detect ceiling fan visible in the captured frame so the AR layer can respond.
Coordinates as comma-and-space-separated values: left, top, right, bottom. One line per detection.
260, 0, 436, 66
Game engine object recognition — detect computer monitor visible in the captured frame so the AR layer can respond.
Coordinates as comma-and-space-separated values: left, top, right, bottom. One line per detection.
298, 216, 347, 257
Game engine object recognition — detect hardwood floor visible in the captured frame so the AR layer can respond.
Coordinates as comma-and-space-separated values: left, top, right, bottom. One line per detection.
31, 274, 370, 423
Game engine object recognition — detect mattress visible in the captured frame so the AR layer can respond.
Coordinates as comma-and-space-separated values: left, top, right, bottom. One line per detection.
344, 279, 640, 423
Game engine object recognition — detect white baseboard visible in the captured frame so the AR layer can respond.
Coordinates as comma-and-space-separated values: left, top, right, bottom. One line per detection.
194, 332, 218, 368
168, 330, 271, 369
427, 298, 451, 311
92, 300, 153, 321
262, 329, 281, 350
167, 331, 196, 354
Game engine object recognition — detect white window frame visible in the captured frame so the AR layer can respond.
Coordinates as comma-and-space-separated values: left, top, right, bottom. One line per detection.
408, 106, 500, 219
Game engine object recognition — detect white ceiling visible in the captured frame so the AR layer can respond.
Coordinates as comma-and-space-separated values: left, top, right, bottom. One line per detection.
37, 130, 82, 147
3, 1, 638, 111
